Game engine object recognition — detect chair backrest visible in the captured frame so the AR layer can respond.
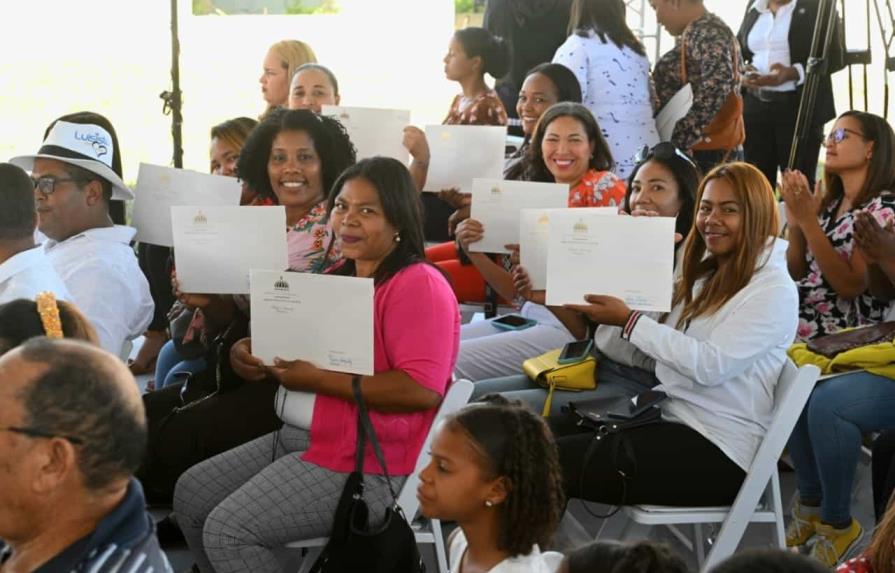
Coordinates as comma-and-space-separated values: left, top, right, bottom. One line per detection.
703, 360, 820, 570
396, 378, 475, 518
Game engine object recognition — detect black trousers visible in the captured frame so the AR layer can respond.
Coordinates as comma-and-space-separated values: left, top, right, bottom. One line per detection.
552, 414, 746, 507
138, 378, 281, 505
872, 430, 895, 522
743, 92, 824, 188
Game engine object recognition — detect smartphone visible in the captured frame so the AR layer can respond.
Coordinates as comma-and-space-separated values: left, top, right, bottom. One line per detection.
491, 314, 538, 331
608, 390, 667, 420
557, 339, 594, 364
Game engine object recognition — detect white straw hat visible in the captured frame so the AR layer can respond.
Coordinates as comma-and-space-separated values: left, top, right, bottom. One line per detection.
10, 120, 133, 200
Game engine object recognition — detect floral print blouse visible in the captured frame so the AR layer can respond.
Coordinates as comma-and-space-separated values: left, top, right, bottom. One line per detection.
286, 200, 340, 273
653, 11, 742, 151
796, 193, 895, 341
567, 169, 627, 208
443, 90, 508, 126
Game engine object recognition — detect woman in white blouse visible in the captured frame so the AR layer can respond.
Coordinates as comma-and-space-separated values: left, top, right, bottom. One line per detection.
553, 0, 659, 179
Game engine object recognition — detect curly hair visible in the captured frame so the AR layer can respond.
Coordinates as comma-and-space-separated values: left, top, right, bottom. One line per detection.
523, 102, 614, 183
236, 108, 357, 203
708, 549, 828, 573
446, 395, 564, 557
567, 541, 689, 573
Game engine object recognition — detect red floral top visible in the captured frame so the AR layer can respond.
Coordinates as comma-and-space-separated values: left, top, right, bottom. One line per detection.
838, 555, 872, 573
443, 90, 508, 126
567, 169, 627, 208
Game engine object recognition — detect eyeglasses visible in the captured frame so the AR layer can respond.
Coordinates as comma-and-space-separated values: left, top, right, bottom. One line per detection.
1, 426, 83, 444
825, 128, 866, 145
635, 142, 698, 169
31, 176, 80, 195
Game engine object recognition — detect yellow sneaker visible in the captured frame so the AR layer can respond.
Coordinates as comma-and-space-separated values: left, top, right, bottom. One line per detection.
810, 519, 864, 567
785, 503, 820, 547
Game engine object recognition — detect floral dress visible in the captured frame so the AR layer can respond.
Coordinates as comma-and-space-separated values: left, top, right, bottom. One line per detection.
567, 169, 627, 208
796, 193, 895, 341
443, 90, 508, 126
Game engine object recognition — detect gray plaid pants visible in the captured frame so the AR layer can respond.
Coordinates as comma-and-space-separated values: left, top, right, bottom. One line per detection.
173, 424, 404, 572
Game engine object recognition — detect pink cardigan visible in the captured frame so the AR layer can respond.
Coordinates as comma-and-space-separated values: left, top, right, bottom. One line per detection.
302, 263, 460, 475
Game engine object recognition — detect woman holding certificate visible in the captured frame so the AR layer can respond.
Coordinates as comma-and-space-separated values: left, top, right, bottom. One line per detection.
139, 109, 355, 505
452, 102, 626, 381
173, 157, 460, 573
550, 162, 797, 509
472, 142, 700, 406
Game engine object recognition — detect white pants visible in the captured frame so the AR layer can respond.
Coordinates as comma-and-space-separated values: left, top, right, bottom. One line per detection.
453, 303, 575, 381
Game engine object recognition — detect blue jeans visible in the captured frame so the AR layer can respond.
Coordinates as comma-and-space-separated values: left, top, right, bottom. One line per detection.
471, 356, 660, 416
155, 339, 206, 389
788, 371, 895, 524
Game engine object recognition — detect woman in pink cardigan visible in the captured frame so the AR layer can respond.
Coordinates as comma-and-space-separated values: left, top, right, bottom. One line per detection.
173, 157, 460, 573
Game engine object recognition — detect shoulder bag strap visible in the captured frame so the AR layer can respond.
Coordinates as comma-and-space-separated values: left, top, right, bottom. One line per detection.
680, 33, 689, 85
352, 376, 400, 503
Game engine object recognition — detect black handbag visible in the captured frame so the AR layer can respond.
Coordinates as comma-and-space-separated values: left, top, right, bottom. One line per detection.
565, 391, 667, 518
310, 377, 424, 573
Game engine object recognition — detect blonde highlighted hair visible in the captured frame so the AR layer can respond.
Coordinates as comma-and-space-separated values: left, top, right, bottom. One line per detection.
269, 40, 317, 89
673, 162, 779, 328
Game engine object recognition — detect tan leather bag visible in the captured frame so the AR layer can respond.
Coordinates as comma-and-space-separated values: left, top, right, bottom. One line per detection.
681, 34, 745, 152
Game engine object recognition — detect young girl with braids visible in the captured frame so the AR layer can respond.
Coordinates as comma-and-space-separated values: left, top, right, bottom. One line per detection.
417, 397, 565, 572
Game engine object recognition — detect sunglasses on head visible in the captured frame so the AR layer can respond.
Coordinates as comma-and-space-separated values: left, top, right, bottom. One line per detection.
634, 142, 697, 169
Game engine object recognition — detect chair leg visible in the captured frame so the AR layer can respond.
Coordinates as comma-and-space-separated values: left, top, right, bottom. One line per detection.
770, 472, 786, 549
431, 518, 449, 573
694, 523, 706, 567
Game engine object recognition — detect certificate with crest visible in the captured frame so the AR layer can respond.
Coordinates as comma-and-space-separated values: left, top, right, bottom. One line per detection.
468, 179, 568, 254
423, 125, 506, 192
520, 207, 617, 290
171, 206, 288, 294
545, 212, 675, 311
321, 105, 410, 162
133, 163, 242, 247
250, 270, 374, 375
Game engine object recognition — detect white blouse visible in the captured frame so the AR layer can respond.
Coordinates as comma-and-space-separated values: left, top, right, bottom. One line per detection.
553, 30, 659, 180
449, 530, 562, 573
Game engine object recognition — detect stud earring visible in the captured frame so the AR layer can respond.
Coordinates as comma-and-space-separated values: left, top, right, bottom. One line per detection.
485, 500, 493, 507
394, 232, 402, 243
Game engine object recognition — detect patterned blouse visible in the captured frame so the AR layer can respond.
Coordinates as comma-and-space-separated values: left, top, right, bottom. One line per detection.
796, 193, 895, 341
568, 169, 627, 208
653, 11, 742, 151
443, 90, 508, 126
286, 200, 340, 273
838, 555, 872, 573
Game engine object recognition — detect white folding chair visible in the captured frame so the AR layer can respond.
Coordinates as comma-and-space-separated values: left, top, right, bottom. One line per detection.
286, 378, 475, 573
618, 361, 820, 572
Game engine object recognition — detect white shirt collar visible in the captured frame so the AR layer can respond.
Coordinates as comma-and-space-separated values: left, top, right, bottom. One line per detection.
752, 0, 797, 14
44, 225, 137, 250
0, 246, 46, 285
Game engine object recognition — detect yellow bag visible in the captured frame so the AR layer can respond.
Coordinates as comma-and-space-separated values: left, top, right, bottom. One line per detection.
523, 349, 597, 417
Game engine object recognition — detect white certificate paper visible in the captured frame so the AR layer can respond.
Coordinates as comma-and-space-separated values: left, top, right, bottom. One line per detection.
171, 206, 288, 294
321, 105, 410, 162
545, 213, 675, 311
423, 125, 506, 192
250, 270, 374, 375
133, 163, 242, 247
469, 179, 568, 254
520, 207, 617, 290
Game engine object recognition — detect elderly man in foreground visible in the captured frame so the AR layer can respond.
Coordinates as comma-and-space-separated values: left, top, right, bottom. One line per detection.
0, 338, 170, 572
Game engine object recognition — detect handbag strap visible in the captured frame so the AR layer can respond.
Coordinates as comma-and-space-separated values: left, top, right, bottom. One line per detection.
351, 376, 400, 503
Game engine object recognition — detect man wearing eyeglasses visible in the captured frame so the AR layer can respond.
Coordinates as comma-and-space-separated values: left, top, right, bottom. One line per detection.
9, 117, 153, 358
0, 338, 171, 572
0, 163, 70, 304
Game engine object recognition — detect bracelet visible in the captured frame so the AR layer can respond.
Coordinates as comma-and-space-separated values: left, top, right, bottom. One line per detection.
621, 311, 643, 341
